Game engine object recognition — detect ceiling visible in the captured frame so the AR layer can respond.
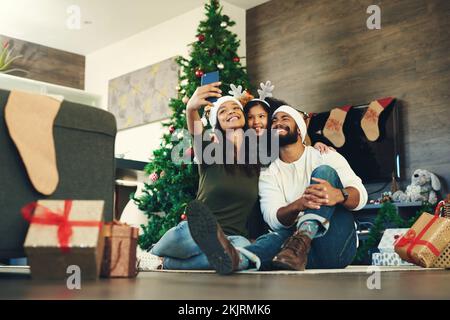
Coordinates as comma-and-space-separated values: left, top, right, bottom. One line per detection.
0, 0, 269, 55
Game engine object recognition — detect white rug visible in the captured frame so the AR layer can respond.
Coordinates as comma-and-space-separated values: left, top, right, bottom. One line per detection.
140, 265, 445, 275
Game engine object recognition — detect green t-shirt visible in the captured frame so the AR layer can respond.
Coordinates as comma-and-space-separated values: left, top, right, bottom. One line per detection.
196, 164, 259, 238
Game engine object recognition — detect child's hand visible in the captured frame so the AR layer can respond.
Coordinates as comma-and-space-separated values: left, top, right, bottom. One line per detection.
314, 142, 335, 154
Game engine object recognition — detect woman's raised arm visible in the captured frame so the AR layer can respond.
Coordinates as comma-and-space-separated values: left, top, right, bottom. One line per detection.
186, 82, 222, 135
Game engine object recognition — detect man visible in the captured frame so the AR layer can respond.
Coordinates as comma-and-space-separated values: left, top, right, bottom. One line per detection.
187, 104, 368, 274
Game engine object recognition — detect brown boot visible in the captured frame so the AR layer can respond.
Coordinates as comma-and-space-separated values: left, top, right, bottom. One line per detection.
187, 200, 240, 275
272, 231, 312, 271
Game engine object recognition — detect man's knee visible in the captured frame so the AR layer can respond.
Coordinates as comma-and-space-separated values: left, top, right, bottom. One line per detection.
311, 165, 341, 188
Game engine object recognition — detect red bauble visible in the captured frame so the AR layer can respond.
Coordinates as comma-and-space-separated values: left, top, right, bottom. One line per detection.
184, 147, 194, 158
169, 125, 175, 134
181, 214, 187, 221
197, 34, 205, 42
233, 56, 240, 63
195, 69, 204, 78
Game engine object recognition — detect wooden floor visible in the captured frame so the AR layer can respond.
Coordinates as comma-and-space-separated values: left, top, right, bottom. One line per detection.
1, 267, 450, 299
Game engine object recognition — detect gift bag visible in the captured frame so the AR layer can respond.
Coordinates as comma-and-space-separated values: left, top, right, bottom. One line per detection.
23, 200, 105, 280
394, 204, 450, 268
432, 201, 450, 268
101, 221, 139, 278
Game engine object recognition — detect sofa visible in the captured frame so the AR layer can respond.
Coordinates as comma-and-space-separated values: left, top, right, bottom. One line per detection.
0, 89, 116, 259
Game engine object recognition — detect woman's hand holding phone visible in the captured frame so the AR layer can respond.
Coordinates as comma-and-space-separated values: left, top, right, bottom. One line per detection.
186, 82, 222, 111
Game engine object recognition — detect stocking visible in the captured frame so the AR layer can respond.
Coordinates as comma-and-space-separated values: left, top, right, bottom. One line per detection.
5, 90, 62, 195
323, 105, 352, 148
361, 97, 394, 141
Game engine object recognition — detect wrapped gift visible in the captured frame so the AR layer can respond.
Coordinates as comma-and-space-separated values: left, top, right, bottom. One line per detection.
100, 221, 139, 278
372, 252, 414, 266
378, 228, 410, 253
23, 200, 104, 280
394, 211, 450, 268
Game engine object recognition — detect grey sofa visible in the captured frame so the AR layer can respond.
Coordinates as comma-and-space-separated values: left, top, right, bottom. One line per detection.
0, 89, 116, 259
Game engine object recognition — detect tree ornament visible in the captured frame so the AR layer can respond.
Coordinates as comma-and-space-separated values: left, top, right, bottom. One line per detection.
149, 172, 159, 182
169, 125, 175, 134
197, 34, 205, 42
220, 21, 227, 27
182, 96, 189, 104
233, 56, 240, 63
160, 171, 166, 178
195, 69, 204, 78
217, 62, 224, 70
181, 214, 187, 220
184, 147, 194, 158
176, 85, 181, 91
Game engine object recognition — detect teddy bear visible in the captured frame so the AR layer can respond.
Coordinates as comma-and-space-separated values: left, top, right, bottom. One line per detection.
393, 169, 441, 204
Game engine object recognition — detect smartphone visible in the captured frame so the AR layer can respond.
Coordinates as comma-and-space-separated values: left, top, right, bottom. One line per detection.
201, 71, 220, 103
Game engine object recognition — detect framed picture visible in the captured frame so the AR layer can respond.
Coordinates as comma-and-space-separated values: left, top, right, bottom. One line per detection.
108, 57, 179, 130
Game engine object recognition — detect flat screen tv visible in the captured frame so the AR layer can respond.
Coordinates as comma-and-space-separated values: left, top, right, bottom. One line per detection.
308, 100, 400, 183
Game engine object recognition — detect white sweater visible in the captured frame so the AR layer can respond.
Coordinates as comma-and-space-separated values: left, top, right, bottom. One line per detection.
259, 146, 368, 231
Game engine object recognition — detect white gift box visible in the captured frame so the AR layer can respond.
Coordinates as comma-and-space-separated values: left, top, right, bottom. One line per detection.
372, 252, 414, 266
378, 228, 410, 253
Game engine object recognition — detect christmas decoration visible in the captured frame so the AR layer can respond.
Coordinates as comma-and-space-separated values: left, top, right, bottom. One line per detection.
181, 214, 187, 221
361, 97, 394, 141
197, 34, 205, 42
323, 105, 352, 148
195, 69, 204, 78
220, 21, 227, 27
149, 172, 159, 182
217, 62, 224, 70
233, 56, 240, 63
169, 125, 175, 134
133, 0, 250, 249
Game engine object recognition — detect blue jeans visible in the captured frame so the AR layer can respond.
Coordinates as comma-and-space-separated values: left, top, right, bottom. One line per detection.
151, 220, 251, 270
240, 165, 357, 270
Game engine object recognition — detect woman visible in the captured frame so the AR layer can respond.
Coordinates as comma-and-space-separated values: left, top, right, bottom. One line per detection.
150, 81, 257, 270
151, 81, 333, 269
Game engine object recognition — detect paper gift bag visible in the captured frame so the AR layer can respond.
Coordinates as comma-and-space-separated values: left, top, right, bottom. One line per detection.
394, 211, 450, 268
23, 200, 104, 280
100, 221, 139, 278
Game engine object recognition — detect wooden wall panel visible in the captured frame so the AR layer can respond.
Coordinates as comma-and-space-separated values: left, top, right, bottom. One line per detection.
247, 0, 450, 190
0, 35, 85, 90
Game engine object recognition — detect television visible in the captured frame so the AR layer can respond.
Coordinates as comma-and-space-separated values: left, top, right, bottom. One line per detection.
308, 100, 400, 183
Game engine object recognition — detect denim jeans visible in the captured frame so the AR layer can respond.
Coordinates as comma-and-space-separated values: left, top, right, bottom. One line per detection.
239, 165, 357, 270
151, 220, 251, 270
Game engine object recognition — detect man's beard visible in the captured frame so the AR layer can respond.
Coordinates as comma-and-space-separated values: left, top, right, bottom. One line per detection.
276, 125, 299, 146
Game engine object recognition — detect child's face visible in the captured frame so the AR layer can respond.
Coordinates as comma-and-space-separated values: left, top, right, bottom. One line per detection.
247, 104, 269, 136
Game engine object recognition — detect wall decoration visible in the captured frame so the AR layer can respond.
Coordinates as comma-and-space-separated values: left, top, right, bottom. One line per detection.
108, 57, 178, 130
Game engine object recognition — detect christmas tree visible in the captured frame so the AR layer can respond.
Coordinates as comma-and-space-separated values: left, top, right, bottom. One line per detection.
134, 0, 250, 250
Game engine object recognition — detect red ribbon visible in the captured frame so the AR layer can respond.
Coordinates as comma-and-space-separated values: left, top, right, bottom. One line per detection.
394, 213, 441, 261
22, 200, 103, 253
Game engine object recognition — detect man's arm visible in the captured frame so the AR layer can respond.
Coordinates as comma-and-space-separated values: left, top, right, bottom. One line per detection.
305, 178, 361, 210
308, 151, 368, 211
276, 193, 328, 227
